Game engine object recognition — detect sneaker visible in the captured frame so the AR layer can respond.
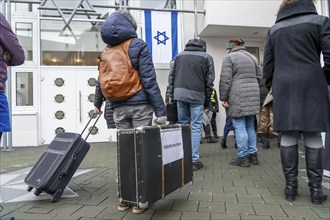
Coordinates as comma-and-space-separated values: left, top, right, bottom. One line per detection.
248, 153, 259, 165
132, 206, 149, 214
117, 202, 130, 212
192, 161, 204, 171
220, 140, 227, 149
213, 134, 219, 139
207, 137, 218, 143
229, 156, 250, 167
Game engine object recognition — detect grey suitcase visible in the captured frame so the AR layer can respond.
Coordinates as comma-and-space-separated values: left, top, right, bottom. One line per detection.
24, 112, 102, 202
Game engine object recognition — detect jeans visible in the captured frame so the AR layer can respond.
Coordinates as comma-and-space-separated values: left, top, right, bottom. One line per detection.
232, 115, 257, 157
113, 104, 153, 129
177, 101, 204, 163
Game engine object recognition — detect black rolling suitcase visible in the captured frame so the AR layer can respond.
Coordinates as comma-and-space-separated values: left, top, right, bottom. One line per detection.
117, 124, 193, 209
24, 112, 102, 202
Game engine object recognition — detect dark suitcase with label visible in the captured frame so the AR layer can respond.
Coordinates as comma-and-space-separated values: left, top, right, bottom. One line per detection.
117, 124, 193, 209
24, 112, 102, 202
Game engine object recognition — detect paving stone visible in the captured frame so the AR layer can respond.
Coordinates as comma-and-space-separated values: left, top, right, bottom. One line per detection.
261, 194, 292, 205
188, 192, 212, 202
223, 186, 247, 194
212, 179, 233, 187
151, 199, 174, 210
246, 187, 272, 195
181, 211, 210, 219
198, 201, 225, 213
253, 203, 287, 216
70, 205, 107, 218
165, 191, 189, 200
233, 180, 255, 187
280, 205, 322, 219
210, 212, 240, 219
225, 203, 255, 215
201, 185, 224, 193
213, 193, 237, 203
240, 214, 272, 219
236, 194, 264, 204
151, 210, 182, 220
122, 208, 155, 220
171, 200, 199, 212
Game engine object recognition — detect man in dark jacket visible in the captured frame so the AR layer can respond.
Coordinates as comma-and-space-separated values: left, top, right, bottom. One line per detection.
263, 0, 330, 205
169, 38, 215, 171
95, 9, 167, 214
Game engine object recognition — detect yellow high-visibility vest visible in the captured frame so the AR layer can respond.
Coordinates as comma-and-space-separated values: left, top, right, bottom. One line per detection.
210, 89, 216, 103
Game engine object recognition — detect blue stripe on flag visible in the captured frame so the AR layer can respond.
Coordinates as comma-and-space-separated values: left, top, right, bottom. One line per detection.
144, 10, 152, 57
171, 11, 178, 60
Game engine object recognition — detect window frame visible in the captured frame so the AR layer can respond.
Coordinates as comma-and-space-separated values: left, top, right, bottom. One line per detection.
12, 18, 38, 66
11, 67, 38, 111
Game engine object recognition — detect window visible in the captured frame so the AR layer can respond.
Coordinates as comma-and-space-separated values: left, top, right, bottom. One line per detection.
16, 72, 33, 106
16, 22, 33, 61
13, 3, 33, 13
246, 47, 260, 63
40, 20, 105, 66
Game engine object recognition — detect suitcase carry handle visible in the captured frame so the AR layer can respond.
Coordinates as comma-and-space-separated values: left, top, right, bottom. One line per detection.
81, 111, 103, 141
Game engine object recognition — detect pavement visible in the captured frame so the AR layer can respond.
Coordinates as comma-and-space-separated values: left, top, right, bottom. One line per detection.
0, 136, 329, 220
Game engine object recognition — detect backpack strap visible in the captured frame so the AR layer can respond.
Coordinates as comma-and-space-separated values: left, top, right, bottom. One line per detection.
121, 38, 134, 70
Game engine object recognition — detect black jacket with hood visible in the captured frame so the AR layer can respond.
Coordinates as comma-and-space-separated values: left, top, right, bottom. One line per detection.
169, 39, 215, 108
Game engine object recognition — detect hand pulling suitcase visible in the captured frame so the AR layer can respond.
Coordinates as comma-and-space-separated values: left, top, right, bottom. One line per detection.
24, 112, 102, 202
117, 124, 193, 209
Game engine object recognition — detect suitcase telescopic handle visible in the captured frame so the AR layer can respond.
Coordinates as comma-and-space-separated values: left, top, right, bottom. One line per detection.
80, 111, 103, 141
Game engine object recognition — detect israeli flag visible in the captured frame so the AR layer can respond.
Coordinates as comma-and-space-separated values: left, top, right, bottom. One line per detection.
144, 10, 181, 63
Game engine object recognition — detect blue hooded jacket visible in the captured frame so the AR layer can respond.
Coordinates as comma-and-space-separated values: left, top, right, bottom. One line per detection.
100, 11, 166, 117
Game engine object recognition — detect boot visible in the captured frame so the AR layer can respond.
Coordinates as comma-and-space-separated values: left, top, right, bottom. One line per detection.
280, 145, 299, 202
305, 146, 328, 205
248, 152, 259, 165
230, 156, 250, 167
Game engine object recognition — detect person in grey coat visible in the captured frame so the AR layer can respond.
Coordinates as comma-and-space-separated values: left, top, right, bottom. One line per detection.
219, 39, 262, 167
263, 0, 330, 205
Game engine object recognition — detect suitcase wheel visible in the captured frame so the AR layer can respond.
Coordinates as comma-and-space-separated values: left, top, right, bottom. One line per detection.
51, 189, 63, 203
34, 188, 42, 196
27, 186, 33, 192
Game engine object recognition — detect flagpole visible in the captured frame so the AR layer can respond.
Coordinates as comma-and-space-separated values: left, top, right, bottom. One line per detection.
194, 0, 198, 39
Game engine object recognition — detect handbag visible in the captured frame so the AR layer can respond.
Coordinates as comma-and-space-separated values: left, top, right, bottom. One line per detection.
257, 91, 278, 138
166, 102, 178, 123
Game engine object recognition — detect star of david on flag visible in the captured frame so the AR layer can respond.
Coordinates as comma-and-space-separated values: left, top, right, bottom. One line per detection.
144, 10, 182, 63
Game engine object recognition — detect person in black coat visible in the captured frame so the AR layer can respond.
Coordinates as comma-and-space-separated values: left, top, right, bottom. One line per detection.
263, 0, 330, 205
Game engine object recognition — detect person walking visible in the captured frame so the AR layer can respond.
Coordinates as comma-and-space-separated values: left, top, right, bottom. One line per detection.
263, 0, 330, 204
98, 9, 167, 213
0, 12, 25, 143
210, 87, 219, 139
169, 38, 215, 171
220, 113, 236, 149
202, 87, 219, 143
219, 39, 262, 167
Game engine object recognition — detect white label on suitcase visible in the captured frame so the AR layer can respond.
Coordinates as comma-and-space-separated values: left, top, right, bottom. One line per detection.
161, 128, 184, 165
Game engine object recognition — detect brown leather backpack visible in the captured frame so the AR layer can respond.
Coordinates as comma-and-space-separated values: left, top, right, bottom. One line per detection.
98, 39, 142, 102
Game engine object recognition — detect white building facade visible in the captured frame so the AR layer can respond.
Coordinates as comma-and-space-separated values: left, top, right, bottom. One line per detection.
1, 0, 329, 147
